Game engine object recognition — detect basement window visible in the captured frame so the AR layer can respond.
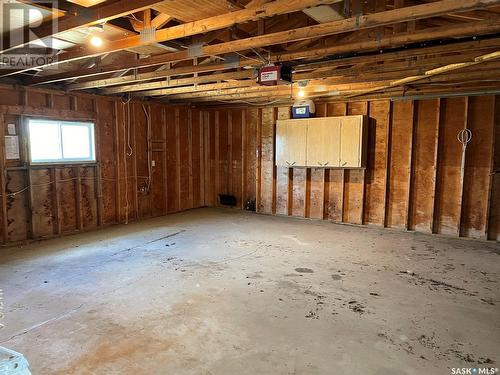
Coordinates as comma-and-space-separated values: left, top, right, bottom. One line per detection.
28, 119, 96, 164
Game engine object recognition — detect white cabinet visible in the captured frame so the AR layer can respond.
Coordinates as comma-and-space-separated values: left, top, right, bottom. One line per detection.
276, 119, 307, 167
306, 117, 341, 167
275, 115, 366, 168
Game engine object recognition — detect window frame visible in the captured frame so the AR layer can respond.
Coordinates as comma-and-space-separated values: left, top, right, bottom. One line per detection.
27, 118, 96, 165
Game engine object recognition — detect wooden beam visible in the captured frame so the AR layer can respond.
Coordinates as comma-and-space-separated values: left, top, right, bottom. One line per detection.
101, 69, 255, 94
151, 13, 173, 29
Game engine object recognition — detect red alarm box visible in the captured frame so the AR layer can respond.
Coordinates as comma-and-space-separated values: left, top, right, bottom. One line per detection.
258, 64, 292, 86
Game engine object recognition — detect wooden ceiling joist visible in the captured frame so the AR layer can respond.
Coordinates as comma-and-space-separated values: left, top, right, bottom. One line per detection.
0, 0, 497, 103
347, 49, 500, 97
52, 19, 500, 93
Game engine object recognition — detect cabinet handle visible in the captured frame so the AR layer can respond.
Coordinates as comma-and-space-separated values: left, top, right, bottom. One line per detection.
324, 162, 329, 166
342, 162, 347, 166
318, 162, 323, 166
285, 161, 290, 166
291, 161, 296, 166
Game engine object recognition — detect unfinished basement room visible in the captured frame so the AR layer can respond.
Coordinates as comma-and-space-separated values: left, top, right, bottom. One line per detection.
0, 0, 500, 374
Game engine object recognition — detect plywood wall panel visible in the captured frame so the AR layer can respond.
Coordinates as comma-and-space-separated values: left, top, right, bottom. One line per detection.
26, 91, 47, 108
166, 107, 180, 213
217, 110, 229, 202
309, 104, 326, 220
57, 168, 78, 233
6, 171, 30, 242
386, 100, 413, 229
309, 168, 325, 219
409, 99, 440, 233
461, 96, 495, 239
276, 107, 290, 215
52, 94, 71, 111
96, 98, 117, 225
206, 111, 216, 207
0, 87, 21, 105
133, 103, 152, 219
292, 168, 306, 217
191, 109, 203, 208
434, 97, 467, 236
259, 107, 274, 214
245, 108, 258, 205
488, 97, 500, 241
324, 102, 346, 222
344, 102, 368, 225
30, 169, 54, 238
179, 107, 191, 211
230, 109, 243, 208
364, 100, 390, 226
77, 96, 95, 113
80, 167, 98, 229
151, 104, 167, 217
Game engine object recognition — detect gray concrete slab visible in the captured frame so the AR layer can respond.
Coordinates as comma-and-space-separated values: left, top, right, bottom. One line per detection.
0, 208, 499, 375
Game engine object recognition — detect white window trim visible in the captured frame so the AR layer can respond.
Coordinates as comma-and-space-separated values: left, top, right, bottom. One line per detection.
28, 119, 96, 164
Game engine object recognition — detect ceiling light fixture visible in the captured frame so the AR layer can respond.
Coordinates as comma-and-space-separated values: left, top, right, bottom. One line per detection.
297, 89, 306, 98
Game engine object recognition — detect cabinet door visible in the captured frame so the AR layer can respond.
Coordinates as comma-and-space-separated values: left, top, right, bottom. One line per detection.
276, 120, 307, 166
287, 122, 307, 166
276, 120, 289, 166
306, 118, 341, 167
340, 116, 362, 168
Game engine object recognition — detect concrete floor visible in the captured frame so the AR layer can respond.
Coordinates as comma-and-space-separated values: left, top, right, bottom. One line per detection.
0, 208, 499, 375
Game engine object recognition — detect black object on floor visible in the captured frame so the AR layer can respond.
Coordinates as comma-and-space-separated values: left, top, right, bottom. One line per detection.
245, 199, 256, 211
219, 194, 237, 206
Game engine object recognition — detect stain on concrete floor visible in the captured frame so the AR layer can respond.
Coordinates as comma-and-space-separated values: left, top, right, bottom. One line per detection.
0, 207, 499, 375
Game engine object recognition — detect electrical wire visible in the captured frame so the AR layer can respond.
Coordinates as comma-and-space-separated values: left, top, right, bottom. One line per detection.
457, 128, 473, 150
141, 103, 152, 192
0, 175, 151, 198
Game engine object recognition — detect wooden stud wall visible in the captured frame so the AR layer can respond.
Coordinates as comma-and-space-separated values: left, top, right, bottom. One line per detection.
202, 95, 500, 241
0, 84, 205, 245
1, 83, 498, 245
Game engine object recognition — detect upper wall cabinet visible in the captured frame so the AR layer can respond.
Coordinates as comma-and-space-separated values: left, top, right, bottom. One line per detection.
276, 119, 308, 167
306, 117, 341, 168
275, 115, 367, 168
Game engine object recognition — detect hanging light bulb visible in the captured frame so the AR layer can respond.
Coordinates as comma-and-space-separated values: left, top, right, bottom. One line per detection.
90, 35, 103, 47
297, 89, 306, 98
